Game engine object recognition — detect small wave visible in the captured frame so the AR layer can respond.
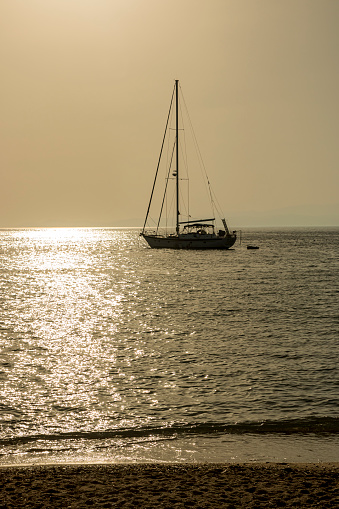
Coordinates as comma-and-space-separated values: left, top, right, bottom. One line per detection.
0, 403, 23, 418
1, 416, 338, 446
52, 405, 87, 413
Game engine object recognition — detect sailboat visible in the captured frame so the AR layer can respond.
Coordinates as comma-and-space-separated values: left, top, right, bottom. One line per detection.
141, 80, 236, 250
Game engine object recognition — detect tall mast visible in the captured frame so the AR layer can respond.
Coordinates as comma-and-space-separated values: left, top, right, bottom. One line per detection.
175, 79, 179, 235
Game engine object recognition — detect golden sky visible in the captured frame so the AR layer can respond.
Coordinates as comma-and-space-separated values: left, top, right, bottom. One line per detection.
1, 0, 339, 227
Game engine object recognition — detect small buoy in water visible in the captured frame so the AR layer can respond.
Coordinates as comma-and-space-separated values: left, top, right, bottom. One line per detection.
247, 245, 259, 250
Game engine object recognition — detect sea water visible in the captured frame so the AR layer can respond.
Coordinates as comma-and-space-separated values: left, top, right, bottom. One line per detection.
0, 227, 338, 465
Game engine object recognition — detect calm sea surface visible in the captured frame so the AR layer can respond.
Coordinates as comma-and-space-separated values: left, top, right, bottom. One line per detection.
0, 227, 338, 465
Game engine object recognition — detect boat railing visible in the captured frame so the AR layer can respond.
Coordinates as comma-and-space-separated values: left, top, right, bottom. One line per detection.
142, 228, 176, 238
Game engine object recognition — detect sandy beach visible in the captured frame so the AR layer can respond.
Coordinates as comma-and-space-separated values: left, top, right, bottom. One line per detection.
0, 463, 338, 508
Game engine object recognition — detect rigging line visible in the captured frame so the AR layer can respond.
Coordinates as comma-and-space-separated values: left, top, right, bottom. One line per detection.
147, 215, 158, 228
178, 141, 191, 221
142, 84, 175, 232
207, 178, 216, 219
179, 185, 189, 220
179, 84, 208, 177
157, 141, 176, 231
178, 95, 193, 221
165, 103, 175, 176
210, 185, 225, 219
179, 83, 215, 218
164, 184, 176, 230
178, 97, 189, 179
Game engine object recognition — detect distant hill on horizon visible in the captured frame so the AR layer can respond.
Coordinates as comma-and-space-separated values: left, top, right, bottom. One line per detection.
1, 204, 338, 229
112, 203, 339, 228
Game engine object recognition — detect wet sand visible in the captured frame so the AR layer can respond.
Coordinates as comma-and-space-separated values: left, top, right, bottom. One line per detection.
0, 463, 338, 508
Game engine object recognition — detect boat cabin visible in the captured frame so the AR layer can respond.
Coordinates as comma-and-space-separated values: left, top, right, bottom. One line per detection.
180, 221, 226, 238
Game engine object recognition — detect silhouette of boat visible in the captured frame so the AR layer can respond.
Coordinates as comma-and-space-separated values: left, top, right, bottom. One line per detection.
141, 80, 236, 250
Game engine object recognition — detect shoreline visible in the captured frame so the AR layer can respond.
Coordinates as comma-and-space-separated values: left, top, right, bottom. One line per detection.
1, 462, 338, 508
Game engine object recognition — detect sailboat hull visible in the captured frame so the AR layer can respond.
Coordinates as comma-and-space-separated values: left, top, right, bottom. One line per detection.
142, 233, 236, 250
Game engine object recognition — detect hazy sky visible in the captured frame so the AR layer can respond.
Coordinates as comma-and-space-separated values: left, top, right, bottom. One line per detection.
1, 0, 339, 227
